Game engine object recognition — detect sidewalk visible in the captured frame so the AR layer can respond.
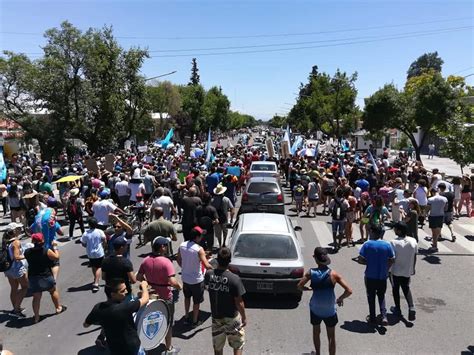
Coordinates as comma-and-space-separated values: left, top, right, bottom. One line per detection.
419, 154, 474, 177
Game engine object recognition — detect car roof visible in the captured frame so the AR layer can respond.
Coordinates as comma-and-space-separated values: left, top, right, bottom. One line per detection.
250, 161, 276, 165
246, 176, 279, 184
239, 213, 290, 234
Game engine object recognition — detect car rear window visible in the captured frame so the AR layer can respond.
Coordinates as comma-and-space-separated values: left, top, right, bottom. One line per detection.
234, 234, 297, 259
247, 182, 279, 194
251, 164, 276, 171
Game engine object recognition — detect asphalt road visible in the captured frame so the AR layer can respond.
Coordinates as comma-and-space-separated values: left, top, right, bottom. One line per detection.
1, 140, 473, 354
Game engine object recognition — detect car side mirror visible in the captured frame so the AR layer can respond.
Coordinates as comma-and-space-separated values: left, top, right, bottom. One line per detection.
294, 226, 302, 232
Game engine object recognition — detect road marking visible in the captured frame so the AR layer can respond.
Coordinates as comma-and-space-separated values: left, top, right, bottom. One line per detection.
457, 223, 474, 235
310, 220, 334, 248
290, 219, 305, 248
441, 228, 474, 253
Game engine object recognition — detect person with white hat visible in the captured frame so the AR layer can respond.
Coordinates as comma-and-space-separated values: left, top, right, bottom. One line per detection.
211, 184, 234, 248
1, 222, 28, 318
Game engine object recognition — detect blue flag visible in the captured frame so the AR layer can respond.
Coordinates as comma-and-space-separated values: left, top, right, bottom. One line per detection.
368, 150, 379, 174
0, 148, 6, 183
205, 129, 212, 163
161, 128, 174, 148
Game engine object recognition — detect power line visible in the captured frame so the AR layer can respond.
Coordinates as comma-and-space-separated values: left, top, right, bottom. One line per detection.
0, 16, 472, 40
4, 25, 472, 56
147, 26, 473, 58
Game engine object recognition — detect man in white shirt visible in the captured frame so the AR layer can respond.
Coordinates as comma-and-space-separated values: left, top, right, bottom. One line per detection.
150, 187, 175, 221
389, 221, 417, 321
92, 189, 124, 227
114, 174, 130, 208
177, 226, 213, 327
80, 217, 106, 292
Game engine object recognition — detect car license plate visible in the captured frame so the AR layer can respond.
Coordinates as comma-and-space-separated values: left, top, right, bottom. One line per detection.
257, 282, 273, 290
257, 205, 268, 211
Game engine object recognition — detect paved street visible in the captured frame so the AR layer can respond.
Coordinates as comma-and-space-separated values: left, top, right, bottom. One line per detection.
0, 179, 473, 355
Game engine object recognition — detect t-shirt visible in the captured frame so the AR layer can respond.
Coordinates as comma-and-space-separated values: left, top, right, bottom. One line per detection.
204, 269, 246, 319
181, 196, 202, 227
138, 255, 175, 300
206, 173, 220, 194
390, 237, 417, 278
427, 195, 448, 217
151, 195, 174, 221
211, 195, 234, 224
92, 199, 117, 225
129, 182, 145, 202
101, 256, 134, 293
80, 228, 106, 259
307, 182, 319, 200
115, 180, 130, 197
440, 191, 454, 213
85, 299, 141, 355
355, 179, 369, 192
359, 240, 395, 280
142, 218, 176, 244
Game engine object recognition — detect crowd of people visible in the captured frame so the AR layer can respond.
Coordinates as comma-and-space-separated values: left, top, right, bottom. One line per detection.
0, 129, 472, 354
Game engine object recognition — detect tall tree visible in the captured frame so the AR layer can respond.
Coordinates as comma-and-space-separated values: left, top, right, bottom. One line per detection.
203, 86, 230, 131
189, 58, 200, 86
407, 51, 443, 79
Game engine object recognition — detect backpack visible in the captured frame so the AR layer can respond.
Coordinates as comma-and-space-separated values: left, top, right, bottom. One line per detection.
212, 196, 227, 224
331, 199, 347, 220
0, 240, 12, 272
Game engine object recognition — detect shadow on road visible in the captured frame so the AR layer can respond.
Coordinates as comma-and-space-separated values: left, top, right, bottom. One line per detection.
77, 345, 111, 355
68, 283, 94, 293
173, 311, 212, 340
243, 293, 300, 310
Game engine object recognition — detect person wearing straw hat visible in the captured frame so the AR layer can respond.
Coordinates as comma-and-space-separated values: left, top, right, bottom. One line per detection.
211, 184, 234, 248
298, 247, 352, 355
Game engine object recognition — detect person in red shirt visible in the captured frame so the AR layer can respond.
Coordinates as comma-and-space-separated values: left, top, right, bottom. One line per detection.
137, 237, 182, 354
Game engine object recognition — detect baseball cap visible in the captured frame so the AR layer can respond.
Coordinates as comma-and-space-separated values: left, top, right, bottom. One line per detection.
152, 236, 171, 247
31, 233, 44, 244
313, 247, 331, 266
6, 222, 23, 231
192, 226, 204, 235
112, 236, 129, 246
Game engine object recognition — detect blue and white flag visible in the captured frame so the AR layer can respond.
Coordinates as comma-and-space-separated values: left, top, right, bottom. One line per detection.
368, 150, 379, 174
161, 128, 174, 148
0, 148, 6, 183
282, 125, 291, 146
205, 129, 212, 163
339, 158, 346, 178
290, 135, 303, 155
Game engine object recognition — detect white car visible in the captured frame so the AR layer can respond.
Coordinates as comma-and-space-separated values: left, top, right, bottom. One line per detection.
248, 161, 279, 181
227, 213, 304, 299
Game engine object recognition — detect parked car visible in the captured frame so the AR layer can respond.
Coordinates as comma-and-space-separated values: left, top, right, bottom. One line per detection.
239, 177, 284, 214
248, 161, 279, 181
227, 213, 304, 300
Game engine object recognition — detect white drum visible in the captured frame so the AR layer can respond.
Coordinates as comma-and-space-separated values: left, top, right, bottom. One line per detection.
135, 299, 170, 350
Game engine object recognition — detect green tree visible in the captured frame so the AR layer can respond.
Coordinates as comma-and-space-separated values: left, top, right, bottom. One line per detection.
180, 84, 205, 134
147, 81, 182, 136
407, 51, 444, 79
289, 66, 358, 136
189, 58, 200, 86
268, 114, 287, 128
203, 86, 230, 131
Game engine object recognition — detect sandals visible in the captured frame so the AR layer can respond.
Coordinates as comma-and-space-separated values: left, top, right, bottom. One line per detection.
92, 284, 100, 293
56, 305, 68, 315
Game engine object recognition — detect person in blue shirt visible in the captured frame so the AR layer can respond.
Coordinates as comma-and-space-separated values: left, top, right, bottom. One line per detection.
358, 224, 395, 326
298, 247, 352, 355
205, 166, 220, 194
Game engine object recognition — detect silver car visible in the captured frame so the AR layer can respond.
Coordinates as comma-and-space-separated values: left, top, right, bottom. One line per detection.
239, 177, 284, 214
228, 213, 304, 299
248, 161, 279, 180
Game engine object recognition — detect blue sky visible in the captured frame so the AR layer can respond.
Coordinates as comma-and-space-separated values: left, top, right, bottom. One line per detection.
1, 0, 473, 120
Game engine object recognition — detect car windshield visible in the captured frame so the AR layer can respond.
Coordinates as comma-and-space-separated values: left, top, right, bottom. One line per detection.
251, 164, 276, 171
247, 182, 279, 194
234, 234, 297, 259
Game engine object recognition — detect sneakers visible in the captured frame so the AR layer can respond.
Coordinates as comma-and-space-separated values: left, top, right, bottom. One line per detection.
366, 315, 377, 326
95, 337, 107, 350
381, 316, 389, 326
92, 284, 100, 293
390, 306, 402, 317
10, 308, 27, 318
428, 246, 439, 253
408, 310, 416, 321
163, 346, 181, 354
451, 235, 456, 242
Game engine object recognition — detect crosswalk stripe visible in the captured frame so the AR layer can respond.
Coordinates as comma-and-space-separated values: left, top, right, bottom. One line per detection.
310, 220, 334, 248
441, 229, 474, 253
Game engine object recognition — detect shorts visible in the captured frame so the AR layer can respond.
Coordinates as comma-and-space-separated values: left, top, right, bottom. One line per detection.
183, 281, 205, 304
310, 311, 338, 327
428, 216, 444, 229
29, 275, 56, 293
308, 197, 319, 203
4, 260, 27, 279
212, 315, 245, 351
444, 212, 453, 225
88, 257, 104, 268
332, 220, 346, 235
